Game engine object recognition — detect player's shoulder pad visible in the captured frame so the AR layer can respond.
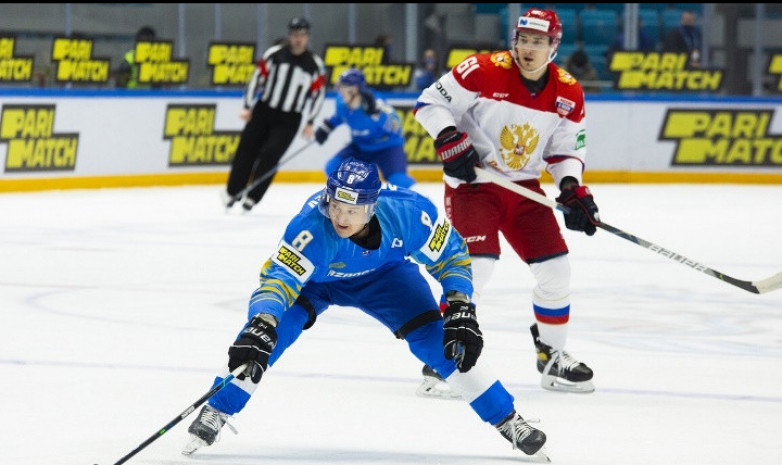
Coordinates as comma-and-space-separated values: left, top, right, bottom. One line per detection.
551, 64, 585, 98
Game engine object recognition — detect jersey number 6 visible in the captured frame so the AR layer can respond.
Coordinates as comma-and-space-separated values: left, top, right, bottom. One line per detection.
456, 56, 479, 80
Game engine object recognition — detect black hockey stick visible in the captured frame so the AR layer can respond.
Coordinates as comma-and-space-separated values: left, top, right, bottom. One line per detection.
475, 167, 782, 295
236, 140, 316, 200
105, 363, 247, 465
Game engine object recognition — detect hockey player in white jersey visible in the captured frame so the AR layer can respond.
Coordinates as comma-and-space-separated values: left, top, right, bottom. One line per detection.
183, 158, 549, 459
414, 8, 600, 395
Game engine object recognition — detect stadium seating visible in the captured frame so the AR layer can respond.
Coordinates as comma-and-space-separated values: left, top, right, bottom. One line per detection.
579, 9, 619, 47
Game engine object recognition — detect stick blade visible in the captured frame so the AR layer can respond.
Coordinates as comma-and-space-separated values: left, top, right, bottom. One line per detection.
753, 272, 782, 294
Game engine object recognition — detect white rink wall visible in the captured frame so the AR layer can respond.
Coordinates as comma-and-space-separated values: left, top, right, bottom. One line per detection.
1, 89, 781, 192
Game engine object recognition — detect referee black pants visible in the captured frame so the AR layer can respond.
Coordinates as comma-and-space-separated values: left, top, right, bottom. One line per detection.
226, 102, 301, 204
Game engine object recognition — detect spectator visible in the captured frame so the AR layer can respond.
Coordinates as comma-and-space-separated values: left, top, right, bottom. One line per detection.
116, 26, 157, 89
373, 33, 394, 90
564, 49, 601, 93
373, 33, 393, 64
413, 48, 442, 90
662, 10, 702, 68
609, 19, 657, 54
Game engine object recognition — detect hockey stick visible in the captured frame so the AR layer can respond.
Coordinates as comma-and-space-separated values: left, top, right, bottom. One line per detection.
105, 363, 247, 465
236, 140, 316, 200
474, 166, 782, 295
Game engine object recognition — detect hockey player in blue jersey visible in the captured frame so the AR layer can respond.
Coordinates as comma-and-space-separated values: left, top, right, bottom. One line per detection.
314, 68, 417, 189
182, 158, 548, 459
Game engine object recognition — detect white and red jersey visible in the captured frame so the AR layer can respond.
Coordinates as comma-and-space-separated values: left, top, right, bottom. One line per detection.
414, 50, 587, 188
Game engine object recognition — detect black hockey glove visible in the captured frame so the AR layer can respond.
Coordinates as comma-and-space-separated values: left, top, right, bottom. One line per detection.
228, 314, 278, 383
556, 179, 600, 236
442, 300, 483, 373
434, 129, 480, 183
360, 89, 378, 116
314, 120, 335, 145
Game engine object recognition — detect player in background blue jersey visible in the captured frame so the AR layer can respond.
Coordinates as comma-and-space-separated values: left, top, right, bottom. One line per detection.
314, 68, 417, 189
183, 158, 548, 459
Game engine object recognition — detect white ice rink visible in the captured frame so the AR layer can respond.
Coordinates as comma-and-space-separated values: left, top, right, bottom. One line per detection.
2, 180, 781, 465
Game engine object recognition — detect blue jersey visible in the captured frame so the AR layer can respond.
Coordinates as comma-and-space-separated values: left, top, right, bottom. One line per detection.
248, 185, 472, 323
323, 91, 404, 152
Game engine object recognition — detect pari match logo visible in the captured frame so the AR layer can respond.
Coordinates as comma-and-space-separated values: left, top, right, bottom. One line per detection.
51, 36, 110, 84
135, 40, 189, 86
163, 104, 240, 166
609, 52, 723, 91
207, 42, 256, 86
0, 36, 34, 82
766, 54, 782, 92
391, 103, 438, 165
659, 109, 782, 166
0, 104, 79, 172
323, 44, 413, 88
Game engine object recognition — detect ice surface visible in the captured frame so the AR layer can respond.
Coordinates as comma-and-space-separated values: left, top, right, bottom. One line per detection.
2, 181, 781, 465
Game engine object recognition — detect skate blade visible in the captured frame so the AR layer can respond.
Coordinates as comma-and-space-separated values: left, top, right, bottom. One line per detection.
530, 446, 551, 463
541, 374, 595, 394
415, 377, 461, 400
181, 436, 208, 455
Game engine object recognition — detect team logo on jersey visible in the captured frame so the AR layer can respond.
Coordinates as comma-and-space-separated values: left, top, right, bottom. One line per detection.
272, 241, 314, 283
490, 51, 513, 70
499, 123, 538, 170
555, 96, 576, 117
421, 214, 452, 261
556, 68, 576, 85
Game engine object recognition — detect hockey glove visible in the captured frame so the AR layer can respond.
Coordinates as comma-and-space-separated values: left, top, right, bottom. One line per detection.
556, 181, 600, 236
228, 314, 278, 383
442, 300, 483, 373
434, 130, 480, 183
314, 120, 335, 145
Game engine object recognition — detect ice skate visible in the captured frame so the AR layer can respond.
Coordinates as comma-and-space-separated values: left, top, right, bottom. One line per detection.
241, 198, 257, 213
531, 323, 595, 393
220, 190, 239, 210
415, 364, 461, 400
182, 404, 236, 455
495, 411, 549, 461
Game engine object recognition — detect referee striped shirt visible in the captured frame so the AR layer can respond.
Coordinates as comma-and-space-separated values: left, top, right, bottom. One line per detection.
243, 44, 326, 125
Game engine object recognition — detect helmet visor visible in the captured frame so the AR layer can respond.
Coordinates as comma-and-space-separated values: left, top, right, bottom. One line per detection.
327, 198, 377, 226
515, 33, 554, 51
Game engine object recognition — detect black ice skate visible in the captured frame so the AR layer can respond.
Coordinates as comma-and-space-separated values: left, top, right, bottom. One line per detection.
415, 364, 461, 400
530, 323, 595, 393
495, 411, 549, 460
241, 198, 256, 212
220, 190, 239, 210
182, 404, 236, 455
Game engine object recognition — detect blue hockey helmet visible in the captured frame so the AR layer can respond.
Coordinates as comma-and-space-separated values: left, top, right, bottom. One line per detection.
319, 157, 381, 223
337, 68, 366, 89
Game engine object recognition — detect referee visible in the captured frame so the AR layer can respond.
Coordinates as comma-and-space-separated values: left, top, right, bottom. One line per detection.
222, 17, 326, 212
